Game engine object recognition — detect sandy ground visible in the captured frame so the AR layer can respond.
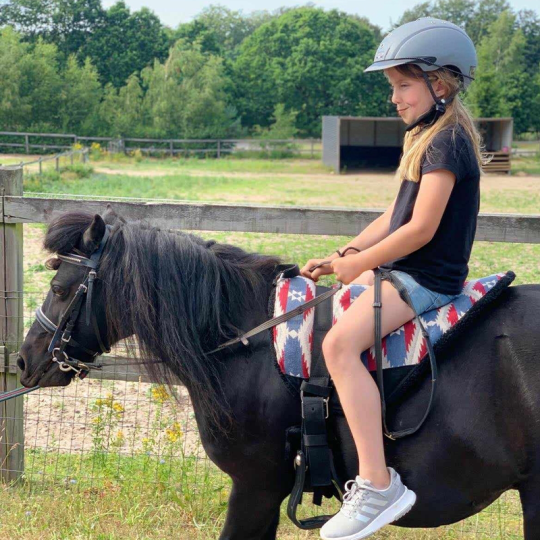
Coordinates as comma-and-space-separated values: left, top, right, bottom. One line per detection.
23, 377, 205, 459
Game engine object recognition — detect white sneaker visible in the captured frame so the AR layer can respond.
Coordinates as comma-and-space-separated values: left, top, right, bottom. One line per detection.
320, 467, 416, 540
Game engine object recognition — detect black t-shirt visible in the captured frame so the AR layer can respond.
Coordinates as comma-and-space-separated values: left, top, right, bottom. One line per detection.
379, 124, 481, 295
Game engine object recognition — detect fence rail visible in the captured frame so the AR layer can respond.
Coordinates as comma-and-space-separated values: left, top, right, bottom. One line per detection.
0, 131, 321, 158
1, 148, 89, 173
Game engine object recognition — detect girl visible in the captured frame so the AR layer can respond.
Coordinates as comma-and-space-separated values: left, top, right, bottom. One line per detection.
300, 17, 484, 540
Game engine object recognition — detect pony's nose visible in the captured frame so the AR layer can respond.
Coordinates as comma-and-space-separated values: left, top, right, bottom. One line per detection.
17, 354, 26, 372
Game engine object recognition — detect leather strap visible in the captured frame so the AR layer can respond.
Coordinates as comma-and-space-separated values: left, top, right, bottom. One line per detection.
373, 268, 438, 439
207, 273, 342, 355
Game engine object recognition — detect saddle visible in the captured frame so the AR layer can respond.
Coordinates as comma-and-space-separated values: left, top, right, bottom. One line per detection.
269, 265, 516, 530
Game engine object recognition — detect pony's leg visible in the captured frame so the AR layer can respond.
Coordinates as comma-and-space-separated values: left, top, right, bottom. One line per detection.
219, 483, 284, 540
519, 480, 540, 540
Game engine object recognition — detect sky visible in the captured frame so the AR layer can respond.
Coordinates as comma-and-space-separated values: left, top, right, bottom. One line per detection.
102, 0, 539, 32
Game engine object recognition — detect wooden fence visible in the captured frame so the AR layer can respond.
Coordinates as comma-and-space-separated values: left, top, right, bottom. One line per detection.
1, 148, 89, 173
0, 131, 321, 158
1, 166, 540, 483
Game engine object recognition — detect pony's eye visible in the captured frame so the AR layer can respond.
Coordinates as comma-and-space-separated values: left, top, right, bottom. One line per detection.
52, 285, 66, 297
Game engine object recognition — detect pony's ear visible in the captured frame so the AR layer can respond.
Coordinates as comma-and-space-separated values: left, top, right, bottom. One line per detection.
103, 204, 127, 225
81, 214, 106, 254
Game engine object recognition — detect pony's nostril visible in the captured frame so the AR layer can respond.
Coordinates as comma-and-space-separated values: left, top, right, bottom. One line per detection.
17, 354, 25, 371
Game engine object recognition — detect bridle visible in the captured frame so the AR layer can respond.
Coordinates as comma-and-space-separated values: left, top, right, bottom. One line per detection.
34, 225, 112, 380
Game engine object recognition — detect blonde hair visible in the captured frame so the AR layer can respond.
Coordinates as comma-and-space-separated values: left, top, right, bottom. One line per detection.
388, 64, 487, 183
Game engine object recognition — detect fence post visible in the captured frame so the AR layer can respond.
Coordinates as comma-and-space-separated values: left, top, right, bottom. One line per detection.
39, 158, 42, 175
0, 167, 24, 484
311, 139, 314, 158
70, 152, 74, 166
56, 156, 59, 172
217, 140, 221, 159
24, 135, 29, 155
169, 140, 173, 158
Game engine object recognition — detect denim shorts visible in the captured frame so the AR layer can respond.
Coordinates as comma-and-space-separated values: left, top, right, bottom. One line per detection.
381, 269, 460, 315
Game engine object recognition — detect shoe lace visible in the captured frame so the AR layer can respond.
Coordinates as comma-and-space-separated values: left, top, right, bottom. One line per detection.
341, 478, 387, 518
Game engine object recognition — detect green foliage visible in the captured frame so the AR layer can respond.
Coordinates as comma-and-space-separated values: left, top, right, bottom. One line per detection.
80, 2, 170, 88
0, 27, 31, 129
171, 5, 274, 60
252, 103, 300, 158
0, 0, 105, 57
24, 169, 61, 191
61, 163, 94, 178
396, 0, 511, 44
467, 10, 540, 133
60, 55, 102, 134
138, 39, 238, 139
253, 103, 298, 139
0, 1, 539, 137
233, 7, 388, 137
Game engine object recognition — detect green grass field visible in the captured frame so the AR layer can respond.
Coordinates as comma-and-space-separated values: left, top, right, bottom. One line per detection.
1, 152, 538, 539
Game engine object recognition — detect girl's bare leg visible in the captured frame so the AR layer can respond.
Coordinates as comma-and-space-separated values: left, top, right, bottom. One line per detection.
322, 277, 415, 489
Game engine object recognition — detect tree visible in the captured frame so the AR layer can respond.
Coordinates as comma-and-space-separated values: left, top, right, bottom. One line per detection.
171, 5, 286, 60
233, 7, 387, 137
466, 10, 535, 133
0, 27, 31, 129
394, 0, 511, 44
0, 0, 106, 58
80, 2, 169, 87
253, 103, 298, 139
59, 55, 102, 134
19, 37, 63, 131
112, 73, 144, 137
139, 39, 238, 139
516, 9, 540, 76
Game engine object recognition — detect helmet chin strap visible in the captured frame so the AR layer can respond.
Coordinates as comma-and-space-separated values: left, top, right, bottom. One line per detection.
405, 71, 453, 132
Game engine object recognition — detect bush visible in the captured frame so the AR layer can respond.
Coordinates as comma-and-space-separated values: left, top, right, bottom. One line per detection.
90, 142, 104, 160
130, 148, 144, 162
60, 163, 94, 178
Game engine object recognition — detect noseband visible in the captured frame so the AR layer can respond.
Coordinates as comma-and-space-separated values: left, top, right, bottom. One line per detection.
35, 225, 112, 379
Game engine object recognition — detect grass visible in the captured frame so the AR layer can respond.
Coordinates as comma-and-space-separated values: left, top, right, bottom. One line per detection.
4, 151, 539, 539
510, 154, 540, 175
0, 454, 524, 539
20, 155, 540, 214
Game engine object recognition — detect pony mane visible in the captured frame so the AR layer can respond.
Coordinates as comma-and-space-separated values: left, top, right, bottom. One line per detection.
44, 212, 283, 437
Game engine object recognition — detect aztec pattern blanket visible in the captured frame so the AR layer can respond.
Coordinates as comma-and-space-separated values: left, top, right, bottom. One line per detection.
273, 272, 511, 379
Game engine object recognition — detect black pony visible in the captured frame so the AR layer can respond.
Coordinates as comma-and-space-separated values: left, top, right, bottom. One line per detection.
18, 209, 540, 539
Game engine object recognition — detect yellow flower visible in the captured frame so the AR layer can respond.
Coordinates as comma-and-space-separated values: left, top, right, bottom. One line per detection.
165, 422, 182, 443
113, 402, 124, 413
113, 431, 125, 447
151, 385, 170, 403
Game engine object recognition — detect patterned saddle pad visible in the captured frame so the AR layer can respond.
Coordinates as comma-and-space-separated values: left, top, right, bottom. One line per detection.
272, 272, 513, 379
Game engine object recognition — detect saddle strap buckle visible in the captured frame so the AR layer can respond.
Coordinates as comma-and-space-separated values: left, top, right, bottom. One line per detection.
301, 391, 329, 420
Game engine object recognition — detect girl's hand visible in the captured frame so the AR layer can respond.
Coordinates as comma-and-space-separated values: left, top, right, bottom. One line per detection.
331, 255, 366, 285
300, 258, 334, 282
